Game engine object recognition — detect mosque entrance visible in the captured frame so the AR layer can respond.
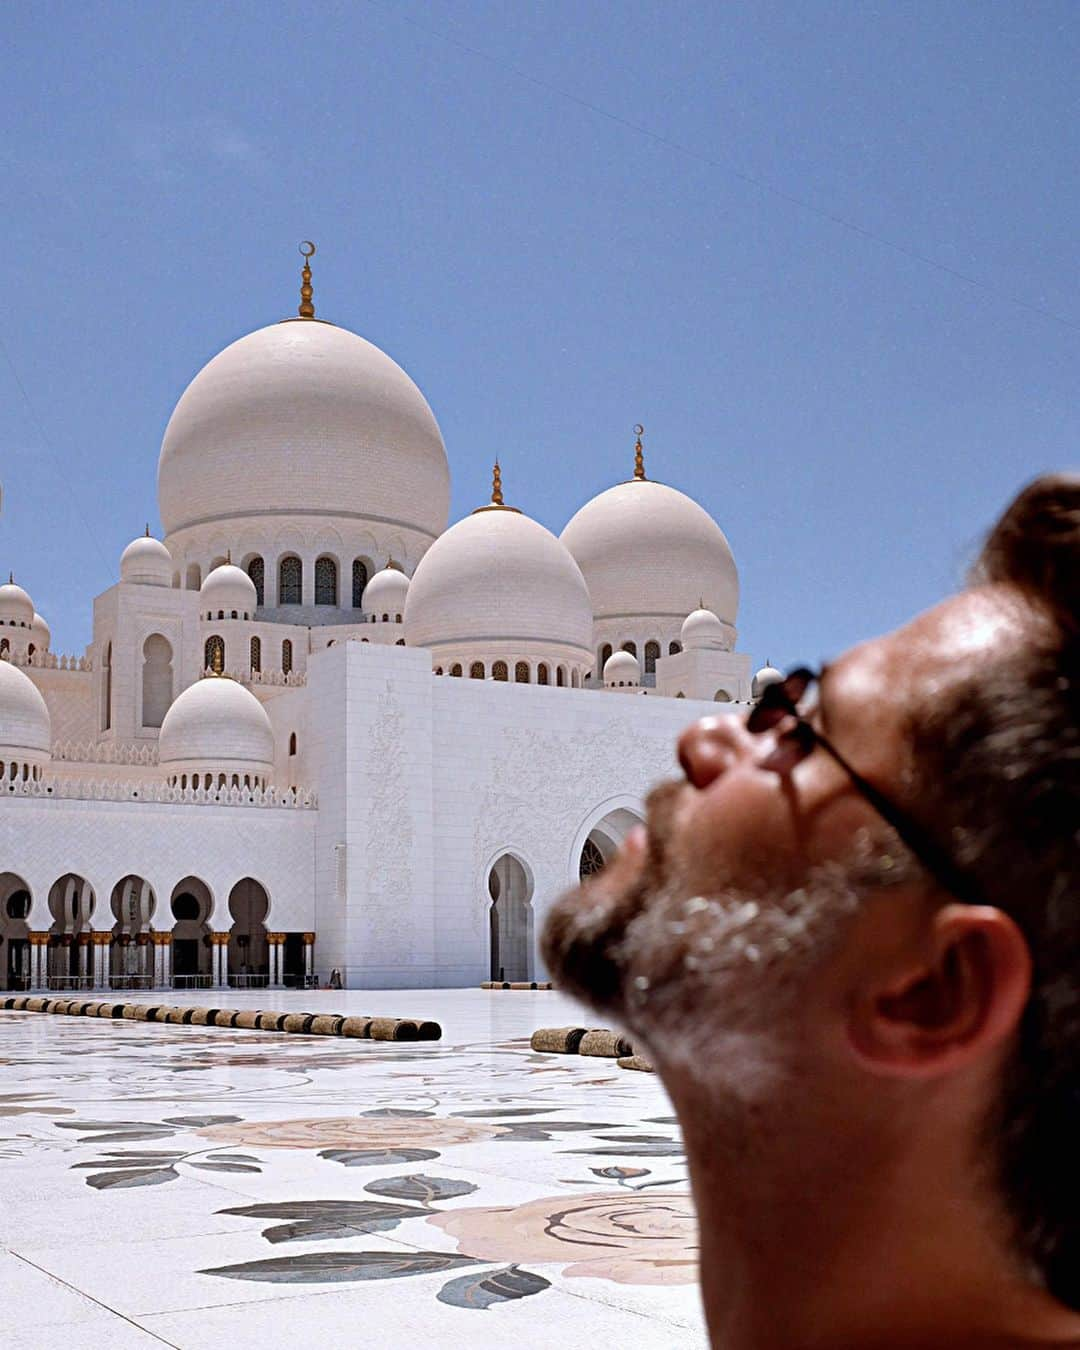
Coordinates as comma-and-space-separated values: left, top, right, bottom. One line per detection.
228, 879, 269, 987
170, 878, 213, 987
46, 874, 95, 989
488, 855, 533, 983
109, 876, 155, 989
0, 873, 31, 990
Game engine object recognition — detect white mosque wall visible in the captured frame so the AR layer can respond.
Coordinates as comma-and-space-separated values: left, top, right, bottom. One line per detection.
308, 641, 728, 988
25, 665, 96, 745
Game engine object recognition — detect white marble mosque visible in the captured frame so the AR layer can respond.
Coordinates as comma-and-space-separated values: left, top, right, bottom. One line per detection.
0, 247, 779, 994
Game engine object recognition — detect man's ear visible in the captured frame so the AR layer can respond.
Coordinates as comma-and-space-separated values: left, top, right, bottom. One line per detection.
847, 905, 1031, 1077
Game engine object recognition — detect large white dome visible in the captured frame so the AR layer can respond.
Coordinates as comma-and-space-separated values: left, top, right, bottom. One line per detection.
404, 503, 593, 659
0, 659, 51, 765
159, 677, 274, 783
157, 319, 451, 542
561, 478, 739, 625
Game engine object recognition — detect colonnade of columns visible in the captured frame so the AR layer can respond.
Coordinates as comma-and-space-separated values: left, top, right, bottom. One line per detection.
20, 931, 316, 991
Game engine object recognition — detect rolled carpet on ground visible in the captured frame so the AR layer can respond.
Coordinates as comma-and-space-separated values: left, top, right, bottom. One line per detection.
617, 1054, 655, 1073
0, 997, 441, 1041
530, 1026, 587, 1054
579, 1028, 634, 1058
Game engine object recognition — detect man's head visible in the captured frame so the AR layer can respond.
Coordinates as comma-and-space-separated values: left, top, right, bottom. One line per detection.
543, 473, 1079, 1306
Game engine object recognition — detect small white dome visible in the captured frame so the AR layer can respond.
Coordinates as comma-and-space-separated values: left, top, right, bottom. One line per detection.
0, 581, 34, 628
362, 565, 410, 621
200, 564, 258, 618
0, 659, 51, 765
159, 677, 274, 780
752, 663, 784, 698
681, 607, 727, 650
30, 613, 50, 650
120, 533, 173, 587
404, 502, 593, 662
603, 650, 640, 687
561, 477, 738, 625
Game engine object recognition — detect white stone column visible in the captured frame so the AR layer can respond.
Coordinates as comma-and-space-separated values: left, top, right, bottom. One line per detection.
160, 936, 172, 990
303, 932, 315, 986
212, 934, 229, 989
29, 935, 47, 990
267, 936, 282, 989
77, 934, 91, 987
95, 937, 109, 990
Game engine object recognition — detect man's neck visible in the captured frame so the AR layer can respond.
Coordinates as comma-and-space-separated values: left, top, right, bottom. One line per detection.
673, 1084, 1080, 1350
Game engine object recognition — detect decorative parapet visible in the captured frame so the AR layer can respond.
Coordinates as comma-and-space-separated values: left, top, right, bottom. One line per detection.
2, 777, 317, 809
10, 651, 92, 672
211, 667, 308, 688
52, 740, 160, 765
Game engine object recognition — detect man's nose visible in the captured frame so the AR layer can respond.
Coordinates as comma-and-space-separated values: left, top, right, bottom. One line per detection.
677, 715, 755, 789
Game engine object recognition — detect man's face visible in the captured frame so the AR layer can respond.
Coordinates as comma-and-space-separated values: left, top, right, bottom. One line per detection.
542, 588, 1021, 1070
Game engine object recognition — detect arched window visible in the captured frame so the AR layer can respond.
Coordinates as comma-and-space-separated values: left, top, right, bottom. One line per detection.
714, 689, 732, 702
395, 638, 405, 646
450, 663, 462, 677
250, 635, 261, 673
579, 838, 606, 880
289, 732, 297, 755
185, 563, 201, 590
278, 556, 302, 605
0, 638, 9, 656
669, 641, 682, 656
281, 639, 293, 674
204, 635, 225, 675
247, 557, 265, 606
434, 667, 443, 676
515, 661, 529, 683
27, 643, 35, 658
470, 662, 485, 680
492, 660, 508, 682
676, 691, 685, 698
315, 556, 337, 606
141, 634, 173, 728
622, 641, 637, 657
556, 666, 565, 687
644, 640, 660, 674
103, 641, 112, 730
537, 663, 549, 685
352, 559, 369, 608
600, 643, 612, 670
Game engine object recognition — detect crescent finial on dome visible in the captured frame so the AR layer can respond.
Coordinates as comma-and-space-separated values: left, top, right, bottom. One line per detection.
633, 424, 646, 480
298, 241, 316, 318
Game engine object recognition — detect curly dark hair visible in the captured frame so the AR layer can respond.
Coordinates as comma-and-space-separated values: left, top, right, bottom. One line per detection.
907, 473, 1080, 1306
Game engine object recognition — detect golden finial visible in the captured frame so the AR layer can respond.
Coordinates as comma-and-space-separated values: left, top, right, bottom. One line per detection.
633, 424, 646, 480
298, 241, 316, 318
226, 549, 232, 565
7, 572, 12, 585
145, 523, 150, 537
492, 459, 504, 506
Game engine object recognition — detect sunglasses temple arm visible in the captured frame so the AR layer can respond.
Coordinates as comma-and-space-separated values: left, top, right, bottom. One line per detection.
812, 732, 979, 904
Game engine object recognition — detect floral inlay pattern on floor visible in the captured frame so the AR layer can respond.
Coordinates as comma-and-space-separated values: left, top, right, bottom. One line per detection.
0, 992, 707, 1347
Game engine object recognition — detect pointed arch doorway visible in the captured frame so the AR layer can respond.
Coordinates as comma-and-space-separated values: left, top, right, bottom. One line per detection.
487, 854, 533, 983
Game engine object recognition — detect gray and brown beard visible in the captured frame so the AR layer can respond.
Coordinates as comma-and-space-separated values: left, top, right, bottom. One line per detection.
542, 780, 904, 1072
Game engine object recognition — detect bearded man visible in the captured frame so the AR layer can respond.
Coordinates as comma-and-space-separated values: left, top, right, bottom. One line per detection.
543, 474, 1080, 1350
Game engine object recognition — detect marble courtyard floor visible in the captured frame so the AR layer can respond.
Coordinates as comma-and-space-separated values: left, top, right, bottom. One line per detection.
0, 988, 706, 1349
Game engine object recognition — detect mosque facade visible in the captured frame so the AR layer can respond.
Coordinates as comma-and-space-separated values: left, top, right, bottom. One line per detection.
0, 252, 777, 992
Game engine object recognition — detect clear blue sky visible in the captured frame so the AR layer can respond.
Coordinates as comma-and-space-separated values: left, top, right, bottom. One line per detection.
3, 0, 1077, 666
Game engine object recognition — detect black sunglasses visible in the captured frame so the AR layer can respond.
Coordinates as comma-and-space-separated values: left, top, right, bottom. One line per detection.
747, 667, 980, 905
